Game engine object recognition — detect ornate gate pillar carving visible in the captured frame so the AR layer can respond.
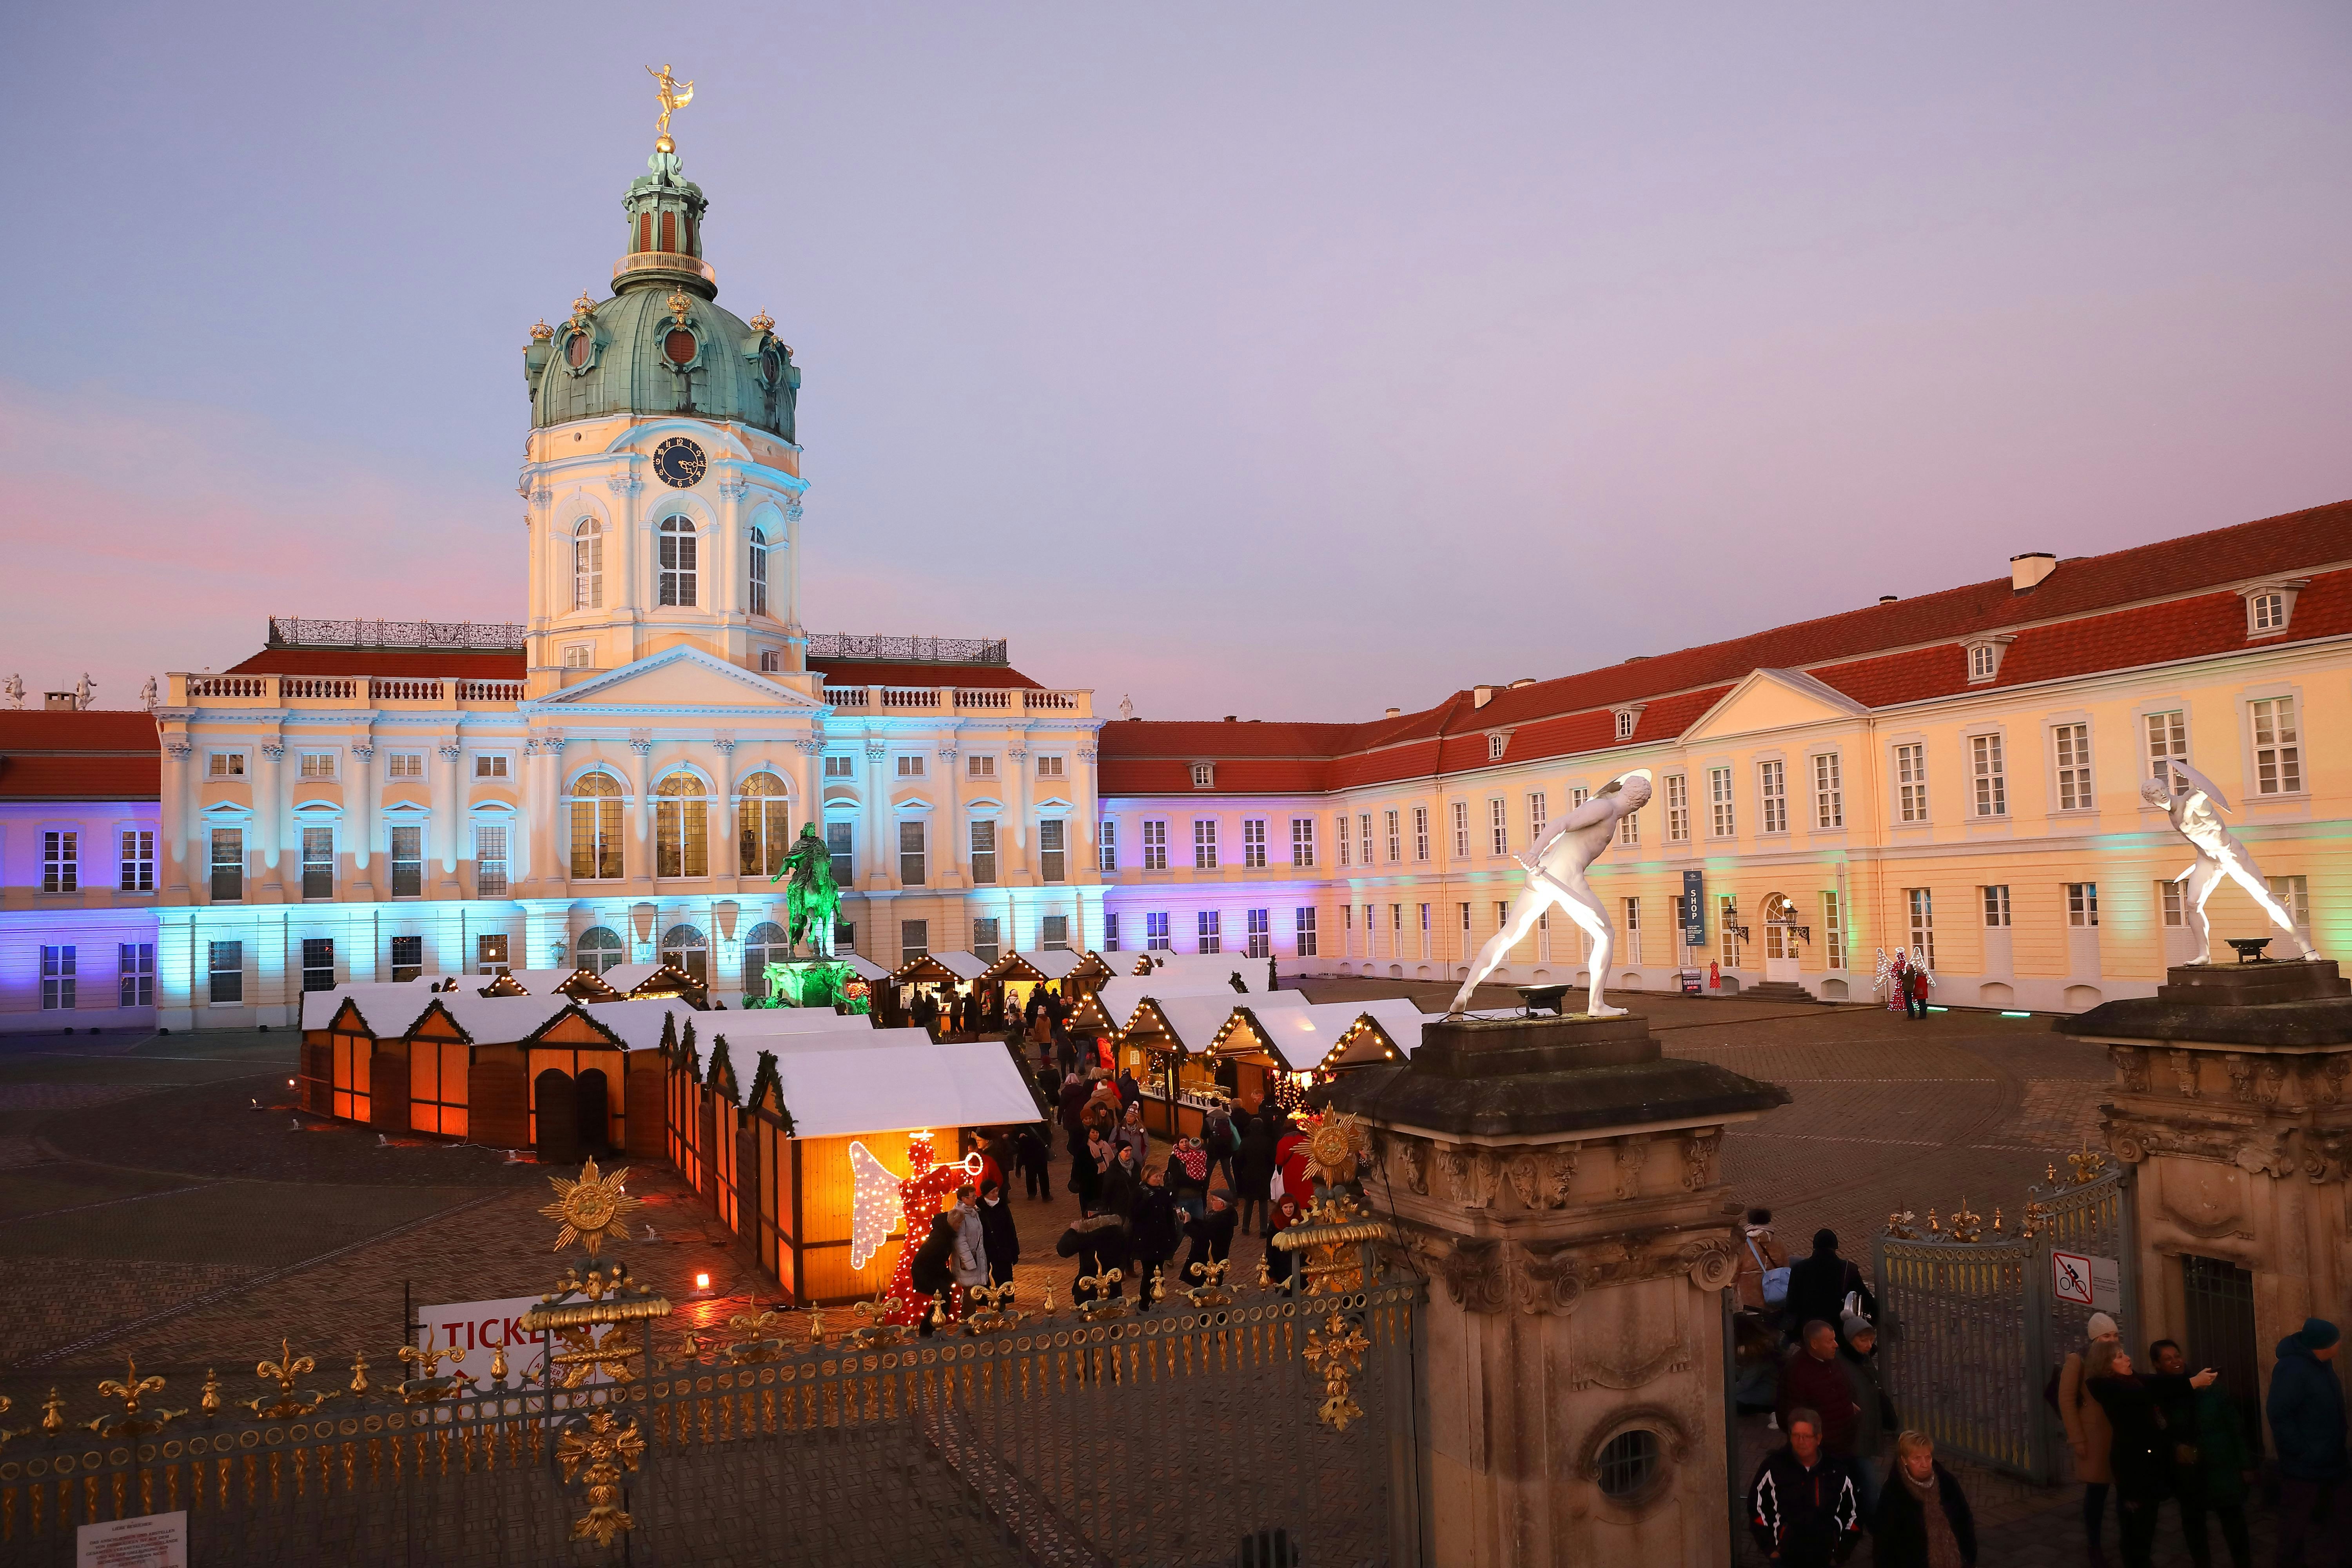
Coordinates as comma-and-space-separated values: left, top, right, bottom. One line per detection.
2063, 960, 2352, 1412
1321, 1011, 1786, 1567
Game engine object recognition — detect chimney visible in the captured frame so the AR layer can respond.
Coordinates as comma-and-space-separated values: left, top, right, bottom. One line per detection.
1878, 595, 1898, 604
1473, 684, 1495, 708
2010, 552, 2056, 592
1509, 677, 1535, 688
1222, 714, 1238, 722
42, 693, 75, 711
1385, 706, 1401, 719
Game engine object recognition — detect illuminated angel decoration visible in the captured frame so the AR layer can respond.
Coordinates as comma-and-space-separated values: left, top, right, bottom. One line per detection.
2145, 757, 2318, 962
847, 1132, 984, 1326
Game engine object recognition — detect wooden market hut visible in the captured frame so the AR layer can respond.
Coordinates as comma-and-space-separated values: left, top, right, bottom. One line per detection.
476, 967, 622, 1004
708, 1035, 1040, 1305
596, 962, 710, 1009
1115, 990, 1312, 1139
1205, 998, 1430, 1113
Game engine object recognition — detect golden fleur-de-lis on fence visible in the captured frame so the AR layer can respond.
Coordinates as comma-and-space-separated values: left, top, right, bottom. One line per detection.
557, 1405, 648, 1546
89, 1356, 183, 1440
1303, 1311, 1371, 1432
249, 1338, 337, 1419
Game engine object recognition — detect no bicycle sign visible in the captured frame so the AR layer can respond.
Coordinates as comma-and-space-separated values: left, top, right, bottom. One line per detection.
2051, 1250, 2120, 1311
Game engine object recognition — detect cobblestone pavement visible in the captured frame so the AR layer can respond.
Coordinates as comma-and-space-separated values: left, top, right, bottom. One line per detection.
0, 988, 2289, 1561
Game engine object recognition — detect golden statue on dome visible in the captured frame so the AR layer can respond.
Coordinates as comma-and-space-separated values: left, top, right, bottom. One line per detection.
647, 63, 694, 145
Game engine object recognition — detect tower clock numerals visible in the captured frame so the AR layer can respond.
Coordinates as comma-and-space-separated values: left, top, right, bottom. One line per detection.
652, 437, 707, 489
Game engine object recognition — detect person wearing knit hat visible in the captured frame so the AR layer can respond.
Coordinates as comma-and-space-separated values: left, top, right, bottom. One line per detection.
2269, 1316, 2347, 1567
1838, 1313, 1893, 1517
2059, 1311, 2125, 1559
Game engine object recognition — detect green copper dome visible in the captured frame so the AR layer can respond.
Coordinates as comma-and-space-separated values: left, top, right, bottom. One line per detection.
524, 141, 799, 441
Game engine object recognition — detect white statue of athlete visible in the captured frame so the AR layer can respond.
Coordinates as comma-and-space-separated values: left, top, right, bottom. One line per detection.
2141, 757, 2317, 963
1447, 768, 1653, 1018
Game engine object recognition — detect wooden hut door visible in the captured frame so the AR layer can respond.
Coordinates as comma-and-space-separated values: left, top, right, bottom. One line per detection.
369, 1049, 410, 1132
535, 1069, 579, 1165
576, 1068, 612, 1156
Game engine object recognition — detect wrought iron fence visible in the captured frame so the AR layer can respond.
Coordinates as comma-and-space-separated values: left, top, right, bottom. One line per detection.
268, 619, 528, 650
1872, 1161, 2134, 1483
806, 633, 1009, 666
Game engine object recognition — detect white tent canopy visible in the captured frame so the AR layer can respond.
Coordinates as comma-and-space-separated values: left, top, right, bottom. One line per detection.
769, 1039, 1042, 1137
1123, 989, 1311, 1055
299, 981, 433, 1034
1231, 998, 1433, 1070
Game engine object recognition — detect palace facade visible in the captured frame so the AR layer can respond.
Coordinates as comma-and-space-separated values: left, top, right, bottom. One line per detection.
2, 122, 2348, 1029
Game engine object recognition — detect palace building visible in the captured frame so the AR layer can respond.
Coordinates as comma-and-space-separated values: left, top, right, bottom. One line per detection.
1, 118, 2348, 1030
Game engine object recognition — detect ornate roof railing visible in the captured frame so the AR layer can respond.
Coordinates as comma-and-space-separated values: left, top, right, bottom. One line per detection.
267, 618, 528, 650
805, 633, 1007, 666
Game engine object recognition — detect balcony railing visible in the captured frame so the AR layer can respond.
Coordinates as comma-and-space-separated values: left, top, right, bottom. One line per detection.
172, 674, 528, 709
806, 632, 1008, 665
268, 618, 527, 650
821, 685, 1092, 718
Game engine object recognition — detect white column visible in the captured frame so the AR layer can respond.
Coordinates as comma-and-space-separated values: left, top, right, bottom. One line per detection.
627, 737, 654, 886
796, 737, 825, 841
1007, 743, 1031, 884
710, 738, 737, 881
938, 743, 963, 886
161, 738, 192, 897
435, 739, 464, 894
1076, 746, 1100, 876
256, 740, 286, 897
862, 740, 888, 889
349, 741, 377, 896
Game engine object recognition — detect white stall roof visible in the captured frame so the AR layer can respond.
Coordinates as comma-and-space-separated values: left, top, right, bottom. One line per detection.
1123, 989, 1310, 1055
1230, 998, 1432, 1070
1089, 975, 1271, 1034
489, 968, 589, 995
897, 950, 991, 982
299, 982, 432, 1034
769, 1039, 1044, 1137
710, 1008, 876, 1038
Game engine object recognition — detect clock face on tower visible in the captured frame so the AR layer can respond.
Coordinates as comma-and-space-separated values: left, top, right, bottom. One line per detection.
652, 437, 707, 489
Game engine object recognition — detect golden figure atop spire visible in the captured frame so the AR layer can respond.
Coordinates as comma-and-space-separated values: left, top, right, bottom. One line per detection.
647, 63, 695, 148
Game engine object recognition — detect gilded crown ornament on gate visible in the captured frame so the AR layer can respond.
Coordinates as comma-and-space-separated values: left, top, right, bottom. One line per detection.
539, 1158, 643, 1258
558, 1405, 648, 1547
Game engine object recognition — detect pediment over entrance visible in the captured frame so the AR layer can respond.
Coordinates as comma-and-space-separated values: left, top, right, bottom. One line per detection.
532, 645, 826, 715
1679, 668, 1867, 745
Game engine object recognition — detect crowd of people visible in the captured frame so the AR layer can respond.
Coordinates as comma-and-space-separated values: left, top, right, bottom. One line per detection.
1737, 1205, 2349, 1568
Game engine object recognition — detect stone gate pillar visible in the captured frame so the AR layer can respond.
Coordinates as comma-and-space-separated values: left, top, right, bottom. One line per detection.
2064, 960, 2352, 1417
1321, 1011, 1787, 1567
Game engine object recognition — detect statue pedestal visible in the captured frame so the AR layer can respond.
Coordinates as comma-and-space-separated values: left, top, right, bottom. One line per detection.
1322, 1013, 1786, 1567
2062, 962, 2352, 1414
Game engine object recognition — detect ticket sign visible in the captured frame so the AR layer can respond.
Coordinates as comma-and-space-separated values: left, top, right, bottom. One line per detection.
415, 1294, 552, 1382
78, 1511, 186, 1568
2052, 1250, 2121, 1311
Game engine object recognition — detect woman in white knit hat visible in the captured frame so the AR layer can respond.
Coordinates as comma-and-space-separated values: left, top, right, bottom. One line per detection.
2057, 1311, 2123, 1560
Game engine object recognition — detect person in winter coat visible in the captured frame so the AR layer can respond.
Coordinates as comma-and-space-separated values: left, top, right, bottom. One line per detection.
1128, 1167, 1183, 1308
976, 1181, 1020, 1287
1202, 1103, 1238, 1192
1869, 1430, 1977, 1568
1058, 1073, 1091, 1158
2147, 1338, 2253, 1568
1112, 1102, 1150, 1170
948, 1187, 989, 1292
1116, 1068, 1142, 1111
909, 1214, 957, 1337
2085, 1340, 2169, 1568
1099, 1143, 1141, 1221
1056, 1214, 1127, 1303
1783, 1230, 1876, 1347
1837, 1315, 1892, 1515
1181, 1189, 1240, 1293
1016, 1126, 1052, 1201
1165, 1135, 1210, 1221
2267, 1316, 2347, 1568
2059, 1310, 2125, 1557
1234, 1118, 1278, 1236
1266, 1193, 1303, 1290
1069, 1131, 1106, 1216
1747, 1407, 1863, 1565
1781, 1321, 1862, 1459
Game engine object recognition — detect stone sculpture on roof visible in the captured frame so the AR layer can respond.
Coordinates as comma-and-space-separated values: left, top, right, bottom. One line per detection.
1447, 768, 1653, 1019
2143, 757, 2318, 963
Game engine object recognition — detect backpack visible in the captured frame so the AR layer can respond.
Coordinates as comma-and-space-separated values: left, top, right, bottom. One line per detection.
1746, 1238, 1791, 1307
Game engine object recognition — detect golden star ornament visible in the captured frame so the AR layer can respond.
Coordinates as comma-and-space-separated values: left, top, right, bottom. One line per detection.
540, 1157, 643, 1258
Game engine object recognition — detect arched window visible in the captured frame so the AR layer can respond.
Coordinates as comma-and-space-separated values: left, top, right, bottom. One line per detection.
747, 528, 768, 617
743, 920, 788, 998
658, 516, 697, 607
575, 925, 625, 973
655, 772, 708, 878
738, 771, 790, 877
572, 518, 603, 610
660, 923, 708, 981
568, 772, 622, 880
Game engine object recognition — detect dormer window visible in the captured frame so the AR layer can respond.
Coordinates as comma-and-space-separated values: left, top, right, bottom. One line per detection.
1487, 733, 1507, 761
2240, 580, 2305, 637
1610, 703, 1647, 741
1191, 762, 1215, 789
1964, 636, 2016, 685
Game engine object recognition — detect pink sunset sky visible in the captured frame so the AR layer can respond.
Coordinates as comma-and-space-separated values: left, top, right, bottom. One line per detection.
4, 4, 2349, 719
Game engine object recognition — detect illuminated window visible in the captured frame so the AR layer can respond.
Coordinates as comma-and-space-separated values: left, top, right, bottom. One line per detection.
210, 939, 245, 1002
1707, 769, 1733, 837
408, 1038, 471, 1138
575, 926, 624, 973
41, 830, 77, 893
390, 935, 423, 983
2252, 698, 2301, 794
1970, 735, 2006, 817
1813, 753, 1842, 829
1822, 893, 1845, 969
1412, 807, 1429, 862
1193, 819, 1219, 871
572, 518, 603, 609
1146, 912, 1171, 951
1098, 818, 1118, 872
1895, 744, 1927, 822
1757, 761, 1787, 834
1489, 799, 1508, 856
747, 529, 769, 616
1291, 817, 1315, 867
1246, 909, 1270, 959
972, 918, 1001, 963
969, 820, 997, 885
2145, 710, 2186, 782
119, 829, 154, 892
657, 516, 697, 606
475, 824, 509, 898
1451, 801, 1469, 859
2066, 883, 2099, 927
1663, 777, 1688, 842
302, 826, 334, 899
570, 772, 624, 879
1197, 910, 1222, 955
660, 924, 708, 980
476, 933, 508, 975
1294, 907, 1317, 957
118, 943, 153, 1007
1242, 818, 1267, 869
40, 946, 74, 1009
211, 828, 244, 901
2053, 723, 2092, 811
737, 773, 789, 877
1906, 888, 1936, 966
1039, 820, 1066, 883
1143, 819, 1168, 871
898, 820, 926, 886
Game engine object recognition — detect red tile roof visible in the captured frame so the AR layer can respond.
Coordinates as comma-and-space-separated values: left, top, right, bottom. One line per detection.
1103, 497, 2352, 796
225, 649, 528, 678
808, 660, 1044, 690
0, 711, 161, 800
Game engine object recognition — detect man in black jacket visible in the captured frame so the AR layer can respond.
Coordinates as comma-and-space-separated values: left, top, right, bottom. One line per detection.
1056, 1214, 1128, 1304
1748, 1408, 1862, 1565
1181, 1189, 1240, 1294
1129, 1167, 1183, 1308
1783, 1229, 1877, 1348
909, 1214, 957, 1338
1016, 1126, 1052, 1201
977, 1181, 1020, 1288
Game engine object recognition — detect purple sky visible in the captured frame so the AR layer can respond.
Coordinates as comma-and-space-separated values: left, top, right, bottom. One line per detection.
7, 4, 2350, 719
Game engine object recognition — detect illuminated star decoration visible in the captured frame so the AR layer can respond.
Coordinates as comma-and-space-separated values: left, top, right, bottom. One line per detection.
540, 1157, 643, 1258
